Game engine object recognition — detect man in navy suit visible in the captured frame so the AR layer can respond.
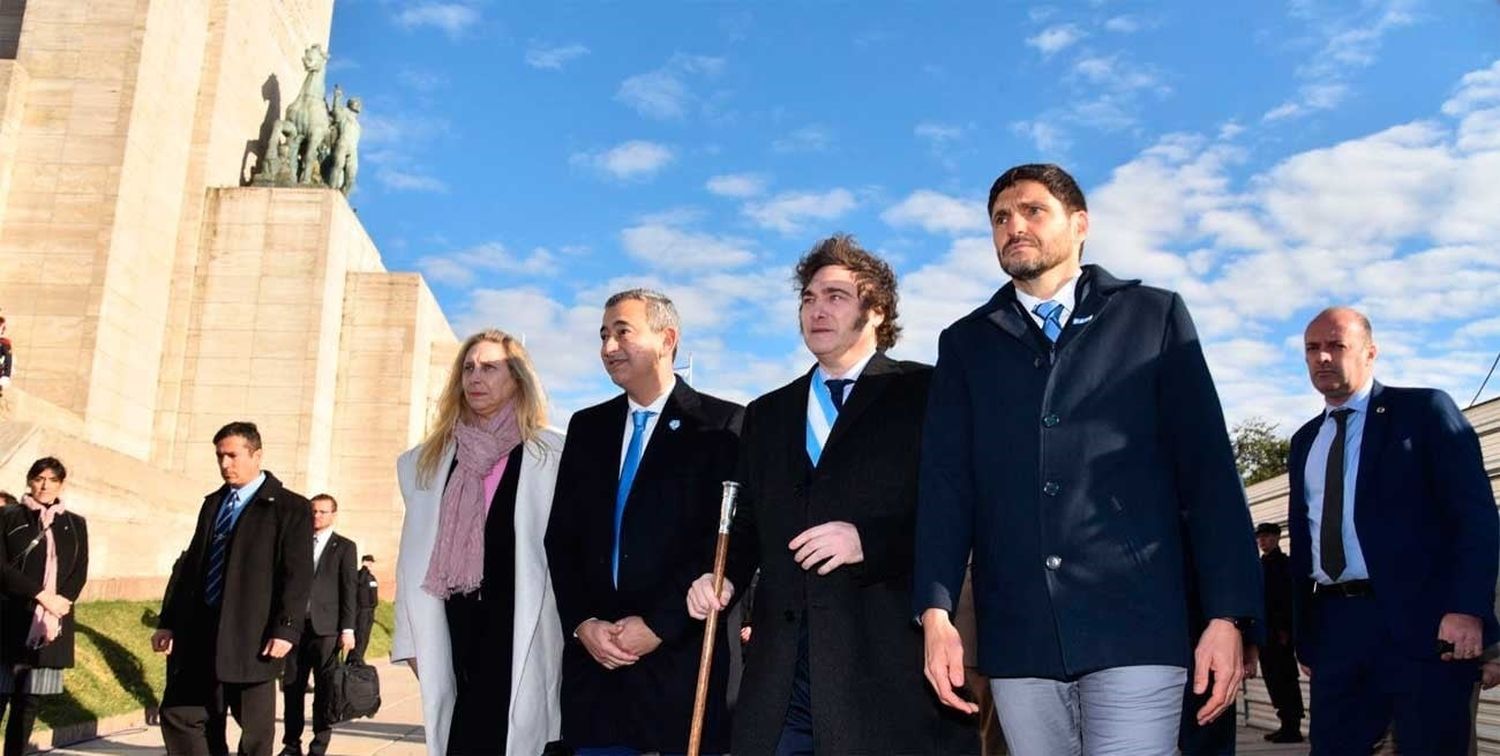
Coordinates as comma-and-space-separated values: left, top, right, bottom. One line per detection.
915, 163, 1262, 753
1288, 306, 1497, 754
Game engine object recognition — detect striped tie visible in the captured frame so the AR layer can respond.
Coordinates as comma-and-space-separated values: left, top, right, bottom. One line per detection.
203, 490, 241, 606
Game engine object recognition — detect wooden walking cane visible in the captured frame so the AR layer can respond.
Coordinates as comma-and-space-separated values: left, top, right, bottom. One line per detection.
688, 480, 741, 756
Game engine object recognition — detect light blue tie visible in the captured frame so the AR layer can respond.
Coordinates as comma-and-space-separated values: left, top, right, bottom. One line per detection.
613, 410, 654, 588
1034, 300, 1065, 342
204, 490, 241, 606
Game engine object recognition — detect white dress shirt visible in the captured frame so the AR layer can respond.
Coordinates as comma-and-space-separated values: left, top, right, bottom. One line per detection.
1014, 274, 1080, 332
619, 375, 676, 474
1305, 378, 1374, 584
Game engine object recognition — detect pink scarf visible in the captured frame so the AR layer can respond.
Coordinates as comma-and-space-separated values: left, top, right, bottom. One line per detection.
422, 403, 523, 599
21, 495, 64, 648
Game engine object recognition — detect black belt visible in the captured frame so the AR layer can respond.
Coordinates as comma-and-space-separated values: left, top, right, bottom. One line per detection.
1315, 579, 1373, 598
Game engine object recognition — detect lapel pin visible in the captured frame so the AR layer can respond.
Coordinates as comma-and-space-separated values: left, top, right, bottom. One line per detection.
1375, 406, 1386, 414
668, 419, 681, 430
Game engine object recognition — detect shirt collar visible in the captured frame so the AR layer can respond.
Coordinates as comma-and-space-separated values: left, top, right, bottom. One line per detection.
628, 374, 677, 415
229, 471, 268, 504
1325, 377, 1375, 418
817, 348, 877, 383
1014, 274, 1080, 318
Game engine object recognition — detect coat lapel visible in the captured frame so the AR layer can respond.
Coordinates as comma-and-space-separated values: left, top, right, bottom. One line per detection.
824, 352, 896, 453
630, 379, 698, 492
1352, 381, 1389, 520
984, 285, 1047, 359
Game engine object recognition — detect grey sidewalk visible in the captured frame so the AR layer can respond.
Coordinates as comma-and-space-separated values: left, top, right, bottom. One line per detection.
46, 662, 1309, 755
47, 661, 426, 755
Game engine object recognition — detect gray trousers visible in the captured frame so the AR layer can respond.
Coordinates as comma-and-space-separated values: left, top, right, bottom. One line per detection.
990, 665, 1187, 756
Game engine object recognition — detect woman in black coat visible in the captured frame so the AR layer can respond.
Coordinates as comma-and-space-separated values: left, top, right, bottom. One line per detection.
0, 457, 89, 756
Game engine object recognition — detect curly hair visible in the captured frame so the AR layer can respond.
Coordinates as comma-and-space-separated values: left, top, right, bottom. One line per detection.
794, 234, 902, 351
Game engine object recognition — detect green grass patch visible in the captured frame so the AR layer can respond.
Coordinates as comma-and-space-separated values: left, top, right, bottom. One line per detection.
7, 600, 397, 733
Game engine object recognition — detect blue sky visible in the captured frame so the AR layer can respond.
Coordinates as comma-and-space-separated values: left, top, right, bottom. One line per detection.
329, 0, 1500, 433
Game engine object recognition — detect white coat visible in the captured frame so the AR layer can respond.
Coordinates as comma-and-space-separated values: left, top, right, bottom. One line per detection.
393, 428, 564, 755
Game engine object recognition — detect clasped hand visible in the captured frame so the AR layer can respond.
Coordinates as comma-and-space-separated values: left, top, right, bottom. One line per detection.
577, 616, 660, 670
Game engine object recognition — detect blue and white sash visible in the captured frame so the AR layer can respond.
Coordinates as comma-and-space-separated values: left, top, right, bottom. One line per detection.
805, 375, 839, 466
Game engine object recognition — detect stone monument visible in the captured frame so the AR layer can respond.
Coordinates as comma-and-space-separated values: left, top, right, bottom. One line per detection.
0, 0, 454, 600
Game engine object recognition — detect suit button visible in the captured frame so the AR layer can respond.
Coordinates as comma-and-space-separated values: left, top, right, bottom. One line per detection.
783, 610, 797, 623
1045, 555, 1062, 570
1042, 414, 1060, 427
1043, 481, 1060, 496
1033, 357, 1043, 368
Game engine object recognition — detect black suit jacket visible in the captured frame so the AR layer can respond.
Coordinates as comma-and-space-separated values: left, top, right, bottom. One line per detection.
545, 378, 742, 752
915, 265, 1263, 679
724, 353, 976, 755
0, 505, 88, 669
1261, 547, 1294, 639
1288, 382, 1498, 666
307, 532, 357, 637
356, 566, 378, 610
159, 472, 314, 684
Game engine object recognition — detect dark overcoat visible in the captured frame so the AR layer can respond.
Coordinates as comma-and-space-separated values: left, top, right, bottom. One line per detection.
725, 353, 978, 755
158, 471, 313, 684
915, 265, 1262, 679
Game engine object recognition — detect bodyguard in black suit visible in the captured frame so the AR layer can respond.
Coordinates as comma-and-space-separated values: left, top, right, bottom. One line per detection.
545, 289, 742, 754
687, 236, 976, 755
350, 554, 377, 664
1254, 522, 1303, 743
280, 494, 358, 756
916, 165, 1261, 753
1288, 307, 1498, 754
155, 421, 314, 756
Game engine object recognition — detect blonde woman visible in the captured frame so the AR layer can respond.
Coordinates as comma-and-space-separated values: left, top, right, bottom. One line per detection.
394, 330, 564, 755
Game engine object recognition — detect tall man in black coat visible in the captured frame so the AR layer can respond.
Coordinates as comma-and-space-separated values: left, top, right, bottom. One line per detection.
279, 494, 358, 756
916, 164, 1262, 754
545, 289, 742, 754
1254, 521, 1303, 743
1288, 307, 1497, 754
687, 236, 977, 755
154, 421, 314, 756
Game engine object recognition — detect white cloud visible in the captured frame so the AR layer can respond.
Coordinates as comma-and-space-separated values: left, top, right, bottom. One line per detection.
1104, 15, 1146, 33
743, 188, 857, 234
1443, 60, 1500, 117
616, 53, 727, 120
1011, 119, 1070, 154
881, 190, 987, 236
375, 168, 448, 193
705, 173, 768, 198
772, 125, 834, 154
393, 3, 480, 39
525, 43, 590, 70
1026, 24, 1084, 56
417, 243, 559, 287
570, 140, 676, 181
915, 122, 965, 143
619, 223, 757, 270
1263, 1, 1414, 122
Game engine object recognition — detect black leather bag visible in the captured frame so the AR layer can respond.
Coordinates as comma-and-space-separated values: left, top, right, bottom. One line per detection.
323, 658, 381, 724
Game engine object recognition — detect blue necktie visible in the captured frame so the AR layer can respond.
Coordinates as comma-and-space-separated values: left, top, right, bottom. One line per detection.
204, 490, 241, 606
613, 410, 654, 588
1034, 300, 1065, 342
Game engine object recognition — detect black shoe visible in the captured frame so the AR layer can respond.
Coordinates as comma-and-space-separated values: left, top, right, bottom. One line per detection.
279, 748, 304, 756
1268, 729, 1305, 743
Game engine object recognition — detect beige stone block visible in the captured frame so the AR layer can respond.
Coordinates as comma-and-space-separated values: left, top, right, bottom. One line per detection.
60, 134, 125, 165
